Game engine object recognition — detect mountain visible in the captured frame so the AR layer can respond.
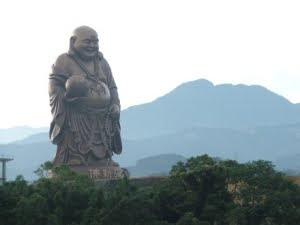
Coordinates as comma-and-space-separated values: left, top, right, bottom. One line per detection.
115, 123, 300, 166
127, 154, 186, 177
275, 154, 300, 171
12, 132, 49, 145
121, 79, 300, 139
2, 122, 300, 180
0, 141, 55, 180
0, 126, 48, 144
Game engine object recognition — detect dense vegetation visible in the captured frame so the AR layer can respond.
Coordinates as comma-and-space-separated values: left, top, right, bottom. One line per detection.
0, 155, 300, 225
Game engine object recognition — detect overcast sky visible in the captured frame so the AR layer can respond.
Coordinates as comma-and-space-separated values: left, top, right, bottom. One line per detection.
0, 0, 299, 129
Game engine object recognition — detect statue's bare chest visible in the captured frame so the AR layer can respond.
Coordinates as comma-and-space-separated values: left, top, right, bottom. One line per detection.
70, 61, 96, 76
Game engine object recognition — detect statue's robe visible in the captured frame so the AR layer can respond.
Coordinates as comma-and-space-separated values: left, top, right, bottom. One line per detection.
48, 52, 121, 166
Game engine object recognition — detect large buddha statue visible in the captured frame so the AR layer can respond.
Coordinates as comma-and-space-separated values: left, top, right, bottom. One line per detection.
48, 26, 124, 178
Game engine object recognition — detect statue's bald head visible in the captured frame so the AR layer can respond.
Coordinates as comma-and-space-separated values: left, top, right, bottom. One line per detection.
70, 26, 99, 61
72, 26, 98, 38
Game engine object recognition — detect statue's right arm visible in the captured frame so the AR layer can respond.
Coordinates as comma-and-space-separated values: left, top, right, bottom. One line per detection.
49, 54, 73, 100
48, 54, 71, 144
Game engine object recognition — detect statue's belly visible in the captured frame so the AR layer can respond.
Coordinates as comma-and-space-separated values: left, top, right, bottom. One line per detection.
66, 75, 111, 109
83, 81, 111, 108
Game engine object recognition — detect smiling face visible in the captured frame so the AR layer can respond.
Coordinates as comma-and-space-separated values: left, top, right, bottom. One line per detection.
71, 27, 99, 61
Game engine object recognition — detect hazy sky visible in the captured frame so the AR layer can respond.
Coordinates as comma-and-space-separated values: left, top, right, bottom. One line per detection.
0, 0, 299, 129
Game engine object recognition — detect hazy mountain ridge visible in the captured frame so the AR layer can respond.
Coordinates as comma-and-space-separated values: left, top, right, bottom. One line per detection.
2, 122, 299, 180
4, 122, 298, 177
116, 123, 300, 165
0, 141, 55, 180
0, 126, 48, 144
127, 154, 186, 177
11, 132, 49, 145
275, 154, 300, 171
121, 79, 300, 139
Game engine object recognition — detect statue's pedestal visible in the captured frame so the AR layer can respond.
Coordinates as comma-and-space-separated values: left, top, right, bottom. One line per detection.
69, 165, 128, 179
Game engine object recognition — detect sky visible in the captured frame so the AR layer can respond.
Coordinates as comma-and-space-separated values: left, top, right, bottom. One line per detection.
0, 0, 299, 129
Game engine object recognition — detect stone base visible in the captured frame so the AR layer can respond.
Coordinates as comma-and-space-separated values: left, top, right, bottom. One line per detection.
69, 165, 129, 179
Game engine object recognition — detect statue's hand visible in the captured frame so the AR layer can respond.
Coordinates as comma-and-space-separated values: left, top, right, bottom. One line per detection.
109, 104, 120, 119
64, 93, 81, 104
65, 97, 80, 103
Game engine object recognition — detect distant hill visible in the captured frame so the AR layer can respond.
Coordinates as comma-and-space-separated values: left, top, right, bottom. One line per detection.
121, 79, 300, 139
115, 123, 300, 166
2, 122, 299, 180
275, 154, 300, 171
0, 141, 55, 180
127, 154, 186, 177
11, 132, 49, 145
0, 126, 48, 144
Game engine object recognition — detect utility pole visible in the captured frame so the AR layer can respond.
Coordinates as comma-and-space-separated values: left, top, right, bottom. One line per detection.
0, 155, 13, 185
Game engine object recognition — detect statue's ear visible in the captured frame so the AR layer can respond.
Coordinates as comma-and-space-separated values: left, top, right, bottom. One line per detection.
70, 36, 76, 45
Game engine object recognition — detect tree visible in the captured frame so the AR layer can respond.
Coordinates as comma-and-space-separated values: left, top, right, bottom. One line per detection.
221, 159, 300, 225
158, 155, 233, 225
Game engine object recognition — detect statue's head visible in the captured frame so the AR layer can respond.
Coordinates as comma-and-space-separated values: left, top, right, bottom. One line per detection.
70, 26, 99, 61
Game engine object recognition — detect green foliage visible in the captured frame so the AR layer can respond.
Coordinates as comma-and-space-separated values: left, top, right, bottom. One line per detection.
176, 212, 203, 225
0, 156, 300, 225
220, 159, 300, 224
166, 155, 233, 225
34, 161, 54, 178
15, 193, 51, 225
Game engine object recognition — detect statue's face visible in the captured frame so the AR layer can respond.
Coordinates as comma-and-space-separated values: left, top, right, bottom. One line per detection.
72, 31, 99, 61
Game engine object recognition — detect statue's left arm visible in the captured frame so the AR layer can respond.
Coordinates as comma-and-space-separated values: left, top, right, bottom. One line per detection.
102, 58, 120, 112
101, 57, 122, 154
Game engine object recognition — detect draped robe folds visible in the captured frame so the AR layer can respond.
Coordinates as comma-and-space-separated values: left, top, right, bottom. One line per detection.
48, 52, 122, 166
